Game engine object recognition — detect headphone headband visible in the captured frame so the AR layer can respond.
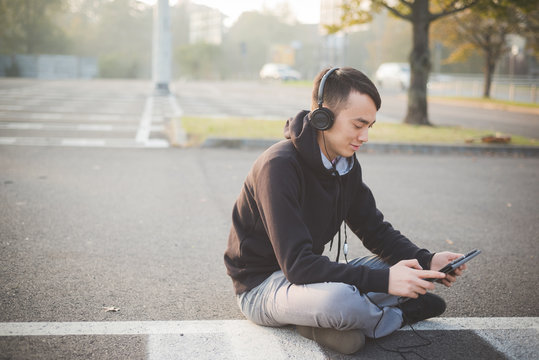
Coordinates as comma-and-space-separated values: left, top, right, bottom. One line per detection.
317, 67, 339, 107
310, 67, 340, 131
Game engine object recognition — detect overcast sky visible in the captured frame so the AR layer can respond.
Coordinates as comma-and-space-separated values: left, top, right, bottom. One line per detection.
188, 0, 321, 26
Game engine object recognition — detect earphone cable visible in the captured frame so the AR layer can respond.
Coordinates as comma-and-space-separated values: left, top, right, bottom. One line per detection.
322, 130, 340, 260
366, 294, 432, 360
321, 130, 351, 264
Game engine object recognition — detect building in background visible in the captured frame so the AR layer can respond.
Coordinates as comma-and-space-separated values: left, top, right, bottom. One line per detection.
188, 3, 225, 45
319, 0, 368, 69
319, 0, 345, 67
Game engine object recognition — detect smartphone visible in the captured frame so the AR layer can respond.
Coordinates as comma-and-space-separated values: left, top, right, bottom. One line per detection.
427, 249, 481, 282
438, 249, 481, 274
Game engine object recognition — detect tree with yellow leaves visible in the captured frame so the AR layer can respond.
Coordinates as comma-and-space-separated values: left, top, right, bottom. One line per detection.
327, 0, 478, 126
433, 0, 538, 98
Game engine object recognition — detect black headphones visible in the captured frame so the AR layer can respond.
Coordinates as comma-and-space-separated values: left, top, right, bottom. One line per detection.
309, 67, 340, 131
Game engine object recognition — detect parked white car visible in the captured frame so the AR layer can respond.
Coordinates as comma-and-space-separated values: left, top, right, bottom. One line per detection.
374, 62, 410, 90
259, 63, 301, 81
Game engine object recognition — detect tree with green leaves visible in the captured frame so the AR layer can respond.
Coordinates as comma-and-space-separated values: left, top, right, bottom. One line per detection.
0, 0, 69, 54
223, 11, 298, 78
176, 42, 223, 80
92, 0, 152, 78
433, 0, 538, 98
330, 0, 478, 126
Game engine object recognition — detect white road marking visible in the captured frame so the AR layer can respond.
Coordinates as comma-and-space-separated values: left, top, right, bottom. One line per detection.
76, 124, 114, 131
0, 92, 172, 148
0, 137, 169, 148
0, 112, 137, 122
61, 138, 107, 147
1, 318, 536, 337
0, 105, 24, 111
0, 319, 537, 360
147, 323, 303, 360
136, 96, 154, 145
87, 114, 127, 122
0, 84, 177, 148
0, 137, 16, 145
1, 122, 44, 130
166, 94, 187, 146
30, 113, 64, 120
167, 94, 183, 117
0, 122, 164, 132
402, 317, 539, 331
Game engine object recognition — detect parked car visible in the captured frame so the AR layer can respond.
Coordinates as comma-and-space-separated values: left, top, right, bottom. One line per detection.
374, 62, 410, 90
259, 63, 301, 81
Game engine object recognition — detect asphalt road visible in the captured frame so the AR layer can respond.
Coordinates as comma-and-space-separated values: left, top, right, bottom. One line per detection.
1, 146, 538, 322
1, 146, 538, 359
1, 78, 538, 359
375, 90, 539, 139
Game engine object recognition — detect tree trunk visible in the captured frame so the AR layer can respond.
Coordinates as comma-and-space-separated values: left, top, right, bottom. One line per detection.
482, 49, 496, 98
404, 0, 432, 126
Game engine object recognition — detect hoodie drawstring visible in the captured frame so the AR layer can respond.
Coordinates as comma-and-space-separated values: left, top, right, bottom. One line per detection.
331, 166, 349, 264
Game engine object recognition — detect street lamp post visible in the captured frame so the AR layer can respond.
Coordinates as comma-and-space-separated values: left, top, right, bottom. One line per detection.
509, 44, 519, 79
152, 0, 171, 95
509, 45, 519, 102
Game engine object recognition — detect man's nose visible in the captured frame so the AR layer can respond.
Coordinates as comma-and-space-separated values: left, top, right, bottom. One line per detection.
358, 129, 368, 143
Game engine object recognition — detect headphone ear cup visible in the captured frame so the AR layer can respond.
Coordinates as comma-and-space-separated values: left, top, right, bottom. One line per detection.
310, 107, 334, 131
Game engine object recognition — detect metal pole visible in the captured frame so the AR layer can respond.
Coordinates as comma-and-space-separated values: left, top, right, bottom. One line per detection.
152, 0, 171, 95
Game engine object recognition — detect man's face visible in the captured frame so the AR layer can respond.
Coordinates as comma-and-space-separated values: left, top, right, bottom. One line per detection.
318, 90, 377, 161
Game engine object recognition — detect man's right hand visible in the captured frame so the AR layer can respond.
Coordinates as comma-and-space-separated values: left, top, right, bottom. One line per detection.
388, 259, 446, 298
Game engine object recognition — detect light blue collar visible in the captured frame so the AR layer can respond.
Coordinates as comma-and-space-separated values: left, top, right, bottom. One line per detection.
320, 150, 353, 175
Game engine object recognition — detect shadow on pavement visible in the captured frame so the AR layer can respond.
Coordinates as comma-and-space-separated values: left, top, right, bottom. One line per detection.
326, 330, 506, 360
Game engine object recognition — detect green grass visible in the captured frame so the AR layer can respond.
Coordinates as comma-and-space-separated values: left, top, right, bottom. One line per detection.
179, 117, 538, 147
368, 123, 537, 146
180, 117, 284, 145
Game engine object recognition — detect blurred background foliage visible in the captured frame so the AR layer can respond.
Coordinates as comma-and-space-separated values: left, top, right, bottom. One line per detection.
0, 0, 536, 80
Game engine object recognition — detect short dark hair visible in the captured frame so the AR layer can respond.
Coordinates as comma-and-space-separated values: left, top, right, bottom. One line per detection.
311, 67, 381, 115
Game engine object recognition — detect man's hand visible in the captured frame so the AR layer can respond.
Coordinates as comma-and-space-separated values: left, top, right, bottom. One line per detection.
388, 259, 445, 298
430, 252, 467, 287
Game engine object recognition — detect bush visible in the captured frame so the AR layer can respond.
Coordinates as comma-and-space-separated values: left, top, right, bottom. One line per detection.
98, 53, 140, 79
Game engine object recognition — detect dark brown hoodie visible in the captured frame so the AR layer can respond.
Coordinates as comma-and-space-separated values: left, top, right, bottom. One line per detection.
224, 110, 433, 295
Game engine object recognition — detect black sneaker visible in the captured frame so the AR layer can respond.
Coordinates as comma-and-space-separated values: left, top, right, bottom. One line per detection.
399, 293, 446, 326
296, 325, 365, 354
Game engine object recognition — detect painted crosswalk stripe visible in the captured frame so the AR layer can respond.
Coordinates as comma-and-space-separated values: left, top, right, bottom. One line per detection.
0, 122, 163, 132
0, 137, 169, 148
136, 96, 154, 145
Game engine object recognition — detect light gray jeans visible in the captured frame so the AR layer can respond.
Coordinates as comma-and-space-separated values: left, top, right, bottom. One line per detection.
236, 256, 403, 338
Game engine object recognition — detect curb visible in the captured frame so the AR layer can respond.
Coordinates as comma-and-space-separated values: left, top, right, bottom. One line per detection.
201, 137, 279, 150
201, 137, 539, 157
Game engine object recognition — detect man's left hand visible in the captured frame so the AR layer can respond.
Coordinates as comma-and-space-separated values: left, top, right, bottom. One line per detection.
430, 252, 467, 287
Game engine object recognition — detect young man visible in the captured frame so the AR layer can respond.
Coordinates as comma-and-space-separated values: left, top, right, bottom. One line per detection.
224, 67, 466, 354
